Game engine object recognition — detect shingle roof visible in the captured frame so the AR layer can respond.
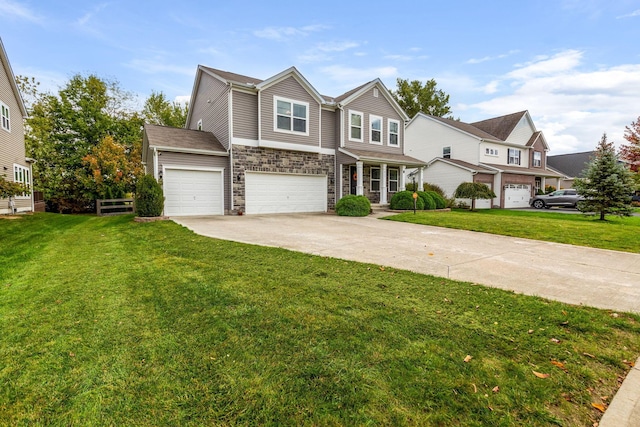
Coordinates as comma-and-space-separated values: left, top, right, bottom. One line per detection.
435, 158, 497, 172
144, 124, 227, 153
339, 148, 426, 166
471, 111, 527, 141
481, 162, 564, 178
425, 115, 501, 140
200, 66, 263, 86
546, 151, 595, 178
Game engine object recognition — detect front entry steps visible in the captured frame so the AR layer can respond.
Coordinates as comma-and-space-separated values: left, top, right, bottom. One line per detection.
370, 203, 390, 214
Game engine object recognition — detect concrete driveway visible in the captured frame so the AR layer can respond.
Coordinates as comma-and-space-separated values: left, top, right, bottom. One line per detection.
173, 213, 640, 313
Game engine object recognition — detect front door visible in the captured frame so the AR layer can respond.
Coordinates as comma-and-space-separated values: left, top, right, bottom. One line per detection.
349, 165, 357, 195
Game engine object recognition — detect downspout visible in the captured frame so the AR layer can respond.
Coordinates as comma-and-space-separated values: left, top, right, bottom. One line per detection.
228, 85, 234, 212
153, 147, 158, 180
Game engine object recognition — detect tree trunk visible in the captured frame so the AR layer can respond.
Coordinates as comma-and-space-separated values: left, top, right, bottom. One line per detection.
600, 210, 605, 220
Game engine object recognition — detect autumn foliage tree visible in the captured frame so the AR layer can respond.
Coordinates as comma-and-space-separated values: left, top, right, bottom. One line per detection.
620, 116, 640, 191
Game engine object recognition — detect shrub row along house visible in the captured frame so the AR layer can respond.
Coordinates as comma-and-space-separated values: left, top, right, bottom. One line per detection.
0, 37, 33, 214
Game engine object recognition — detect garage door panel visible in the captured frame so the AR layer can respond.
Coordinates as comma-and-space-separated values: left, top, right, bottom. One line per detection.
164, 169, 224, 216
245, 172, 327, 214
504, 184, 530, 209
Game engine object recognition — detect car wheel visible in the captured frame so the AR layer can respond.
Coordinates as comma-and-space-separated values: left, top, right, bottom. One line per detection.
532, 200, 545, 209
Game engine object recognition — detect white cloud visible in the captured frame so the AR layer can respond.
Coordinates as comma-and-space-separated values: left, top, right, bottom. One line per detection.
253, 24, 329, 41
76, 3, 109, 26
174, 95, 190, 106
316, 41, 358, 52
506, 50, 583, 80
617, 9, 640, 18
0, 0, 42, 23
467, 50, 519, 64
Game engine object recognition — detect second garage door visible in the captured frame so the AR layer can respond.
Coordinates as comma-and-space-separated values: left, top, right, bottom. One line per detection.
504, 184, 531, 208
245, 172, 327, 214
163, 168, 224, 216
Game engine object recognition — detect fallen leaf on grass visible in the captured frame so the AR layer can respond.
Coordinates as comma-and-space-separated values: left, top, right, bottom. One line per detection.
528, 329, 534, 334
472, 383, 477, 393
591, 403, 606, 413
551, 360, 567, 371
583, 352, 596, 359
463, 355, 473, 363
550, 338, 561, 343
69, 352, 75, 357
379, 266, 385, 271
623, 359, 635, 367
533, 371, 550, 379
492, 386, 500, 393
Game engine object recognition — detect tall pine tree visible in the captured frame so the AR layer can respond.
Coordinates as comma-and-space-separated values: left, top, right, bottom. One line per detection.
574, 133, 634, 220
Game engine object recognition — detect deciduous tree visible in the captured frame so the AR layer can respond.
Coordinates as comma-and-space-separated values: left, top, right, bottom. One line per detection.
453, 182, 496, 211
143, 91, 188, 128
391, 78, 452, 118
575, 133, 634, 220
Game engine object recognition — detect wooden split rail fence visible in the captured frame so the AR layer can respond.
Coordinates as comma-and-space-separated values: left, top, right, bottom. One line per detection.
96, 198, 135, 216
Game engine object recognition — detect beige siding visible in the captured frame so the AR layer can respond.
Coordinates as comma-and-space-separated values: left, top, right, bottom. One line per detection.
342, 86, 405, 155
321, 109, 336, 149
188, 73, 230, 149
259, 76, 320, 147
505, 115, 535, 146
232, 91, 258, 140
158, 151, 231, 211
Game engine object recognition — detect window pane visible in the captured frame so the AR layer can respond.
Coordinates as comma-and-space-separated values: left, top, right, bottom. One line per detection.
277, 115, 291, 130
293, 118, 306, 132
389, 169, 398, 180
277, 100, 291, 115
351, 127, 361, 140
372, 130, 381, 142
371, 118, 381, 131
371, 168, 380, 179
389, 181, 398, 192
389, 134, 398, 145
372, 181, 380, 191
293, 103, 306, 119
390, 121, 398, 133
351, 114, 361, 127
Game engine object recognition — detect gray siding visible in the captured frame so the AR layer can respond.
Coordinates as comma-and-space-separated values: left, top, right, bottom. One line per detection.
188, 73, 230, 149
343, 86, 405, 155
232, 91, 258, 140
321, 109, 336, 149
259, 76, 320, 147
158, 151, 231, 212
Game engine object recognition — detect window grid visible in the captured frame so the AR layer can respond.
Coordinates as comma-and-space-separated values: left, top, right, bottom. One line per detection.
349, 111, 363, 142
1, 101, 9, 132
275, 97, 308, 134
370, 167, 381, 192
370, 115, 382, 144
388, 119, 399, 146
508, 148, 521, 165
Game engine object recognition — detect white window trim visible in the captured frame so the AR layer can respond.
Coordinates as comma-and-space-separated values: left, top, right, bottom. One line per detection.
13, 164, 30, 199
349, 110, 364, 142
508, 148, 521, 165
369, 114, 383, 145
485, 147, 499, 156
533, 151, 542, 167
370, 166, 381, 192
388, 119, 400, 147
1, 101, 10, 132
274, 96, 309, 136
443, 146, 451, 159
388, 168, 399, 192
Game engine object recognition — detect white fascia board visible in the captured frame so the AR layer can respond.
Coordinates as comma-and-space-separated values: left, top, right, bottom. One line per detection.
428, 158, 498, 174
185, 66, 204, 126
0, 38, 28, 118
234, 137, 334, 155
256, 66, 325, 105
152, 145, 229, 156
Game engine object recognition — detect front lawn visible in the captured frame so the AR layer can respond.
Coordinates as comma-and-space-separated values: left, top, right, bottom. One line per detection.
384, 209, 640, 253
1, 214, 639, 426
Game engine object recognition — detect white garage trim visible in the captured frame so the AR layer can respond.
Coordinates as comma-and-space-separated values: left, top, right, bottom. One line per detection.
162, 165, 225, 216
503, 184, 531, 209
245, 172, 327, 214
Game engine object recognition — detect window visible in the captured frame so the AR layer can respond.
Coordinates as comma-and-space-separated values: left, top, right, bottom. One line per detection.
370, 167, 380, 192
349, 110, 363, 141
388, 168, 399, 192
13, 164, 30, 198
370, 115, 382, 144
275, 96, 308, 134
485, 147, 498, 156
443, 146, 451, 159
508, 148, 521, 165
197, 119, 203, 131
388, 119, 399, 146
1, 101, 9, 132
533, 151, 541, 167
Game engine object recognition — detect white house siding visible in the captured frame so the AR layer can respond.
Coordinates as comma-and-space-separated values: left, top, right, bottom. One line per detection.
423, 161, 473, 198
232, 91, 258, 140
479, 141, 506, 165
405, 116, 480, 164
321, 109, 336, 150
158, 151, 230, 212
188, 73, 230, 148
259, 76, 320, 147
342, 86, 404, 155
504, 115, 535, 146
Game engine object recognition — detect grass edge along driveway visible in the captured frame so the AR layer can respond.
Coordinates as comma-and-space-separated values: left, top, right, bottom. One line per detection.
1, 213, 639, 426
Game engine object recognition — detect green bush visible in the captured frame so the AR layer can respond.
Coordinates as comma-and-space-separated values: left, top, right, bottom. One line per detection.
417, 191, 436, 210
423, 182, 446, 197
390, 190, 425, 210
405, 182, 417, 192
135, 174, 165, 217
426, 191, 446, 209
335, 195, 371, 216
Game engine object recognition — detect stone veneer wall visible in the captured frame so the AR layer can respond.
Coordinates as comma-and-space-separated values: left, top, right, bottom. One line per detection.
232, 145, 335, 211
341, 164, 401, 204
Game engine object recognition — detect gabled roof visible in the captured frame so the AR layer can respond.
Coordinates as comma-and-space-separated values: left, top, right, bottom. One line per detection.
481, 162, 564, 178
255, 66, 325, 104
427, 157, 498, 174
547, 151, 595, 178
414, 114, 501, 141
334, 79, 409, 121
199, 66, 263, 87
144, 124, 227, 154
339, 147, 425, 166
0, 37, 28, 118
471, 111, 529, 141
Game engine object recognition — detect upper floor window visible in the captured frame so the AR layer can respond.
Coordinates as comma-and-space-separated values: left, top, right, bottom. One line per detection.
13, 164, 30, 199
388, 119, 399, 146
533, 151, 541, 167
485, 147, 498, 156
508, 148, 521, 165
1, 101, 10, 132
275, 96, 308, 135
370, 115, 382, 145
370, 167, 381, 192
443, 146, 451, 159
349, 110, 363, 142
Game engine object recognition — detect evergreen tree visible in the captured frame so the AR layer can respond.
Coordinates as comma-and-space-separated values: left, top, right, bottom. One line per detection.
574, 133, 634, 220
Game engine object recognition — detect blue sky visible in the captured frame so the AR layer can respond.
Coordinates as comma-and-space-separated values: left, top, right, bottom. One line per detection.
1, 0, 640, 155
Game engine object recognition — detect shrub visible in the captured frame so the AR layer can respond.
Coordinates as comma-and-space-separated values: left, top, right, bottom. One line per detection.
426, 191, 446, 209
135, 174, 165, 217
335, 195, 371, 217
390, 190, 425, 210
417, 191, 436, 210
405, 182, 418, 192
545, 185, 556, 194
423, 182, 446, 197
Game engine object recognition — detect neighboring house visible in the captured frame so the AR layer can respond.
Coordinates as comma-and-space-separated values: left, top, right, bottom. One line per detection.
546, 151, 595, 189
404, 111, 563, 208
0, 37, 32, 214
142, 65, 424, 215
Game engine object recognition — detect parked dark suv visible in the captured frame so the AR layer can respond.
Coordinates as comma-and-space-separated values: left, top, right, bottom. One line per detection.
529, 189, 584, 209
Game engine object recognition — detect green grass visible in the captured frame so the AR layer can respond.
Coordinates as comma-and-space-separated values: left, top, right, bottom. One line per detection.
384, 209, 640, 253
1, 213, 639, 426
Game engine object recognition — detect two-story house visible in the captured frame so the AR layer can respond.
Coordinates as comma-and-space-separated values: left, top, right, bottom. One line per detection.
142, 65, 424, 215
0, 37, 32, 214
404, 111, 563, 208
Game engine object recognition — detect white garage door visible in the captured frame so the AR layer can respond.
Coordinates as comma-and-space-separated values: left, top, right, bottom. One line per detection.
163, 168, 224, 216
504, 184, 531, 208
245, 172, 327, 214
